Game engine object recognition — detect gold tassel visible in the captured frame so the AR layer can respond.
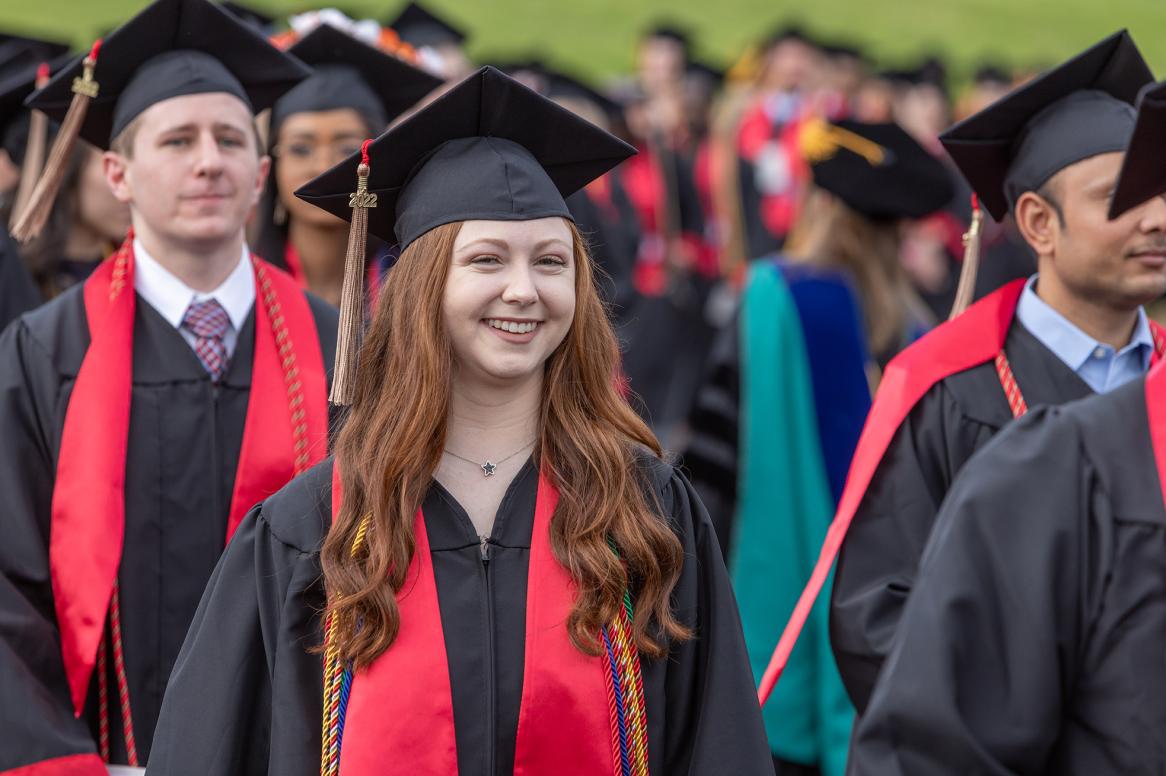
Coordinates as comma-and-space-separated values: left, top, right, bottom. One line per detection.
9, 62, 52, 232
12, 40, 102, 244
948, 193, 983, 321
329, 139, 376, 406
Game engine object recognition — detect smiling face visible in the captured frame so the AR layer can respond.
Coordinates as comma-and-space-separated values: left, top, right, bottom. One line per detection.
443, 217, 576, 388
104, 91, 269, 250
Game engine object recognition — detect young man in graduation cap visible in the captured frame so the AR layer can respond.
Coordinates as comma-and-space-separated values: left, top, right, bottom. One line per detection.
753, 29, 1166, 718
0, 0, 336, 771
849, 80, 1166, 774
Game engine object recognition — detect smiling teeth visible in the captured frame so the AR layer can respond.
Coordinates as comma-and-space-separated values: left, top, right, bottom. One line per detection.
487, 319, 538, 334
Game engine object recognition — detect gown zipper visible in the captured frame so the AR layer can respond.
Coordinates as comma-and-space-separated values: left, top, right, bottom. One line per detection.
479, 534, 497, 776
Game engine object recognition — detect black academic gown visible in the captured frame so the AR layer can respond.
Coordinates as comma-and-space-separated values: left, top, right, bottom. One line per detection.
146, 455, 774, 776
0, 283, 337, 769
851, 376, 1166, 775
830, 320, 1095, 714
0, 230, 41, 332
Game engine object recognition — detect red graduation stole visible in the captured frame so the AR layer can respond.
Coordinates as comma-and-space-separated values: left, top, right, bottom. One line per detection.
1147, 360, 1166, 511
756, 279, 1166, 702
50, 237, 330, 718
324, 464, 645, 775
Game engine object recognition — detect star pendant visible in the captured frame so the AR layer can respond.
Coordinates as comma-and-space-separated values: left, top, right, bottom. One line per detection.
481, 460, 497, 477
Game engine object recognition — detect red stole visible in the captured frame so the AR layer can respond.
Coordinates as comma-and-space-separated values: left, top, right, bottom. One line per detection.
1147, 359, 1166, 511
329, 465, 615, 774
757, 278, 1166, 702
51, 238, 330, 716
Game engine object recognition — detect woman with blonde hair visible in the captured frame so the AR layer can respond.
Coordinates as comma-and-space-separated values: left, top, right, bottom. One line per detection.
148, 67, 771, 776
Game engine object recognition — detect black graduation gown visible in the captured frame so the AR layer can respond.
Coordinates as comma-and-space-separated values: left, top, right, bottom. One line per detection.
829, 320, 1094, 713
565, 181, 640, 325
0, 283, 337, 769
0, 230, 41, 332
146, 455, 774, 775
851, 376, 1166, 775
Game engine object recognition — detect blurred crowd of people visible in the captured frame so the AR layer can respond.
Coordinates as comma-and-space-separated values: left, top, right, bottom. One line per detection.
0, 5, 1046, 450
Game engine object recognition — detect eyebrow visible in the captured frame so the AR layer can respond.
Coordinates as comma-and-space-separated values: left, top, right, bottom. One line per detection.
457, 236, 571, 252
158, 121, 249, 135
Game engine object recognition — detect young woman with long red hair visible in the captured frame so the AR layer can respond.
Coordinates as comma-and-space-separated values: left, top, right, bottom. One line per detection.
148, 67, 770, 775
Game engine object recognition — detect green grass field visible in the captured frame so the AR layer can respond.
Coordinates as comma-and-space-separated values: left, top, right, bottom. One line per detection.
5, 0, 1166, 87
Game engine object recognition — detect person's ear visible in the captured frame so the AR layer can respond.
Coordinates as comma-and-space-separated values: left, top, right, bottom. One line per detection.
1013, 190, 1059, 259
103, 151, 133, 204
252, 154, 272, 206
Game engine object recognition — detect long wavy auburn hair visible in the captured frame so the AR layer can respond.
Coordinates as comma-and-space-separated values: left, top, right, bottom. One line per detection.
321, 219, 692, 669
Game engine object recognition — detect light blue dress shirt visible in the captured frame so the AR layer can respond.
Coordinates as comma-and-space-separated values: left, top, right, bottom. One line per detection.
1015, 275, 1154, 394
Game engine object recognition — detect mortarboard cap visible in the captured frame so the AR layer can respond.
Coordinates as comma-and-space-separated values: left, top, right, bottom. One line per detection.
939, 30, 1153, 221
973, 63, 1012, 86
1109, 80, 1166, 218
0, 33, 71, 77
219, 1, 278, 33
28, 0, 309, 150
386, 2, 466, 48
273, 24, 442, 136
543, 67, 624, 123
295, 66, 635, 404
798, 117, 953, 219
642, 22, 691, 49
296, 65, 635, 249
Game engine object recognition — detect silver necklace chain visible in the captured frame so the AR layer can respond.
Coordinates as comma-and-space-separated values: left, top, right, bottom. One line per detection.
443, 439, 536, 477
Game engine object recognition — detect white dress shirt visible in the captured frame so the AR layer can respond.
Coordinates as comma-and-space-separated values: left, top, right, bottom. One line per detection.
133, 239, 255, 359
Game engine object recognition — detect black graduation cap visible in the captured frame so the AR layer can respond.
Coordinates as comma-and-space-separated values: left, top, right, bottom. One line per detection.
26, 0, 311, 151
1109, 81, 1166, 218
0, 55, 71, 165
641, 22, 691, 49
0, 65, 42, 162
219, 1, 277, 32
821, 40, 866, 63
386, 2, 467, 48
939, 30, 1153, 221
0, 33, 70, 76
543, 68, 624, 123
799, 117, 954, 219
973, 63, 1012, 87
272, 24, 442, 135
296, 65, 636, 248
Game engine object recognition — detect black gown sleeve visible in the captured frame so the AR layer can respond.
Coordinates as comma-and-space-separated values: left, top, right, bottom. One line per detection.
0, 233, 41, 333
0, 319, 100, 770
146, 499, 325, 776
652, 465, 773, 775
829, 380, 996, 713
849, 407, 1098, 775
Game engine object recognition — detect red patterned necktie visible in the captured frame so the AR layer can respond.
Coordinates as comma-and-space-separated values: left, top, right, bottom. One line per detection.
181, 298, 231, 381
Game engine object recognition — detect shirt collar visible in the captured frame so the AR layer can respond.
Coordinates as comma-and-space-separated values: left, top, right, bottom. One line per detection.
133, 238, 255, 332
1015, 274, 1154, 370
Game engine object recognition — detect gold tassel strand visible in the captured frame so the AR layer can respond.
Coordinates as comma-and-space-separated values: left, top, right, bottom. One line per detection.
12, 40, 102, 244
948, 193, 984, 320
9, 62, 53, 231
329, 139, 376, 406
